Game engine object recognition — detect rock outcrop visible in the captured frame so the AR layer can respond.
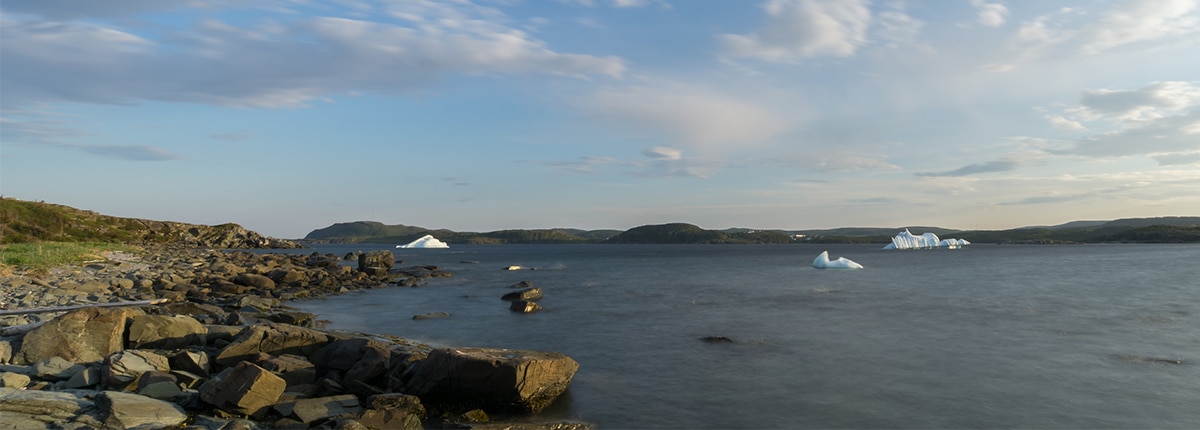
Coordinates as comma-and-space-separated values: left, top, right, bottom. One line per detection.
404, 347, 580, 413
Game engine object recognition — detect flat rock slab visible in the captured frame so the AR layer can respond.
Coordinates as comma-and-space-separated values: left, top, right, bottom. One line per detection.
97, 390, 188, 429
404, 347, 579, 413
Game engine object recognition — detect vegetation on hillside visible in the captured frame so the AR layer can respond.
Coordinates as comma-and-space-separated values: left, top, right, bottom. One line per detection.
0, 198, 298, 248
0, 242, 139, 270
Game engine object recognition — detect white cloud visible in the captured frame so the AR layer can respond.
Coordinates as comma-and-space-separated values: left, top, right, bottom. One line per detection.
1153, 151, 1200, 165
717, 0, 871, 61
0, 4, 625, 112
1041, 82, 1200, 158
583, 85, 794, 154
1010, 0, 1200, 59
971, 0, 1009, 27
1082, 0, 1200, 54
1077, 81, 1200, 123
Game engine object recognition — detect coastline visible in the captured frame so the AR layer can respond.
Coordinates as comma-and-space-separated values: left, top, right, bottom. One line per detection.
0, 245, 588, 429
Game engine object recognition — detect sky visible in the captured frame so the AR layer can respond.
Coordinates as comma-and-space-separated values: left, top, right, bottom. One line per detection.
2, 0, 1199, 239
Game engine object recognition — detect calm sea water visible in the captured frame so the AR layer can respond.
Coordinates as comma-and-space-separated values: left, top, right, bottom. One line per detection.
290, 243, 1200, 429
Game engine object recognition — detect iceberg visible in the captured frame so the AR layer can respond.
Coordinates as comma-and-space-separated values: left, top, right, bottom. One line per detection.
882, 229, 970, 250
813, 251, 864, 269
397, 234, 450, 249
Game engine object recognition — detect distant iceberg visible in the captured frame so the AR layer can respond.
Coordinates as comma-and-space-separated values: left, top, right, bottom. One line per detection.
883, 229, 970, 250
397, 234, 450, 249
813, 251, 864, 269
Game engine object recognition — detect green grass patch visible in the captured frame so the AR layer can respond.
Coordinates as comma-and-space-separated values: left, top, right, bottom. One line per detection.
0, 242, 140, 269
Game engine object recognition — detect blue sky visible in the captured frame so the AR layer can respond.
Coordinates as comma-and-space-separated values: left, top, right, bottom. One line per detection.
2, 0, 1199, 239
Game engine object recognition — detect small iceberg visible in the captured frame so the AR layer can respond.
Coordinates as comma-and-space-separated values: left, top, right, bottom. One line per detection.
883, 229, 970, 250
397, 234, 450, 249
813, 251, 864, 269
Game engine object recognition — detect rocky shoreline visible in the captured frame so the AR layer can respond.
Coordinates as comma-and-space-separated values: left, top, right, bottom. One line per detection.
0, 246, 589, 429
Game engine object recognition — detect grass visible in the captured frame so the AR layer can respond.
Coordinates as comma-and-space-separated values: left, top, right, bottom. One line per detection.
0, 241, 140, 271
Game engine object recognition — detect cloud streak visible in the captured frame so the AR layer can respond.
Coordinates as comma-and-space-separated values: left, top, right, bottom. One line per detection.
717, 0, 871, 61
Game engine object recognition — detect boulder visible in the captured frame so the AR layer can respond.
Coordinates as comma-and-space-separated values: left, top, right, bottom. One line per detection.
168, 348, 211, 376
509, 300, 543, 313
357, 393, 425, 430
258, 354, 317, 386
127, 314, 207, 350
508, 280, 535, 289
234, 273, 276, 290
96, 390, 188, 429
200, 362, 287, 417
501, 288, 543, 301
65, 366, 101, 389
101, 350, 171, 390
0, 387, 105, 429
214, 324, 334, 367
15, 306, 140, 364
273, 394, 361, 425
403, 347, 579, 413
358, 251, 395, 272
0, 371, 31, 389
164, 302, 229, 324
33, 356, 86, 381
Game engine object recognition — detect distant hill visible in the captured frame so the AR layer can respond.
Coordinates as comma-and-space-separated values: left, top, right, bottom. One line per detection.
297, 217, 1200, 245
0, 198, 299, 248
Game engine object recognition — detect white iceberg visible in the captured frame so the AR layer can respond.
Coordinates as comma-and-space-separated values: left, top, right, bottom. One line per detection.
882, 229, 970, 250
813, 251, 864, 269
397, 234, 450, 249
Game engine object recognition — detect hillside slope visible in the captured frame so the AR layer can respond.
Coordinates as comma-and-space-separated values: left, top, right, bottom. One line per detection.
0, 198, 300, 248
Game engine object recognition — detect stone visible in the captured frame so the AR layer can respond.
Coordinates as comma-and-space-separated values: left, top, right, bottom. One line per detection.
128, 314, 207, 350
358, 250, 395, 272
403, 347, 579, 413
33, 356, 86, 381
273, 394, 361, 424
509, 300, 543, 313
0, 337, 14, 364
0, 371, 31, 389
101, 350, 171, 391
15, 306, 140, 364
164, 301, 229, 323
357, 393, 425, 430
199, 362, 287, 417
238, 295, 279, 311
501, 287, 543, 301
168, 348, 211, 376
266, 311, 318, 327
96, 390, 188, 429
0, 387, 106, 429
234, 273, 276, 290
204, 324, 243, 345
214, 323, 333, 367
139, 380, 184, 401
412, 311, 450, 320
509, 280, 535, 289
65, 366, 101, 389
258, 353, 317, 386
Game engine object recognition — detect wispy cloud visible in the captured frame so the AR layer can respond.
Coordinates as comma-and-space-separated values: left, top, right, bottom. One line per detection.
717, 0, 872, 61
1045, 81, 1200, 158
916, 159, 1019, 177
971, 0, 1009, 28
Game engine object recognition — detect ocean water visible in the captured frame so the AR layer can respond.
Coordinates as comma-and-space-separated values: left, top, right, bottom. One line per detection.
290, 243, 1200, 429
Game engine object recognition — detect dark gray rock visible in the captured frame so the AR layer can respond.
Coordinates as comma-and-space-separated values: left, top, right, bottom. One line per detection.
403, 347, 579, 413
501, 288, 543, 301
358, 251, 395, 272
127, 314, 207, 350
15, 306, 141, 364
214, 324, 334, 367
97, 389, 188, 429
101, 350, 170, 391
233, 273, 276, 290
509, 300, 543, 313
273, 394, 361, 425
199, 362, 287, 417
